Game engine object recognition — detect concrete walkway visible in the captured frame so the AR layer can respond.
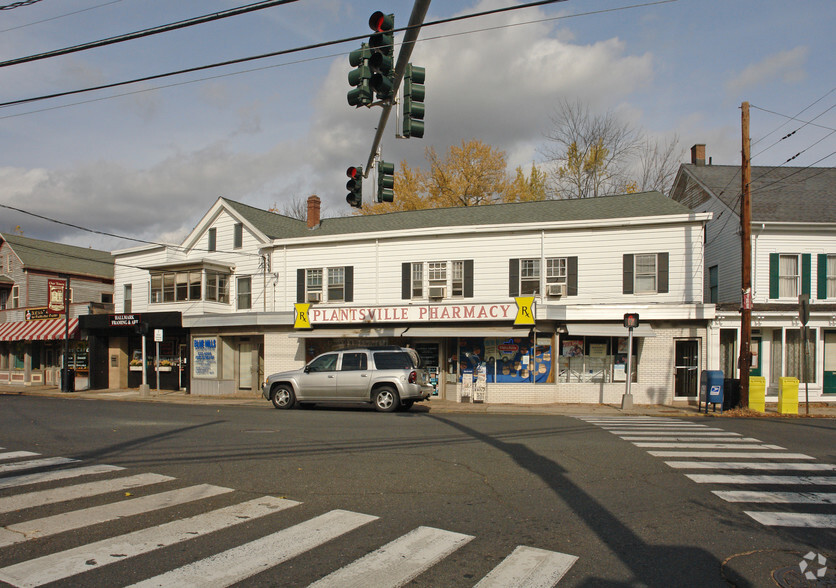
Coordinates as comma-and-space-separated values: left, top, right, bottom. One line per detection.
2, 384, 835, 418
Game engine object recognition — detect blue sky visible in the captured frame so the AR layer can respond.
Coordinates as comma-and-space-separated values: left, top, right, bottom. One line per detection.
0, 0, 833, 250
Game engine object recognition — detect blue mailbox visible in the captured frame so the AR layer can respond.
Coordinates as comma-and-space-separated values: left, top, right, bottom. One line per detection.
700, 370, 724, 413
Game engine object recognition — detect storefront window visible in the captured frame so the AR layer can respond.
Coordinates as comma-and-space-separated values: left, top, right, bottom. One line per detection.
12, 342, 24, 369
458, 335, 553, 384
558, 336, 638, 383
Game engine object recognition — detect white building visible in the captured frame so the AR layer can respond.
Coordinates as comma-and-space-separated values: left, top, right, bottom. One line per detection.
102, 191, 714, 405
671, 144, 836, 400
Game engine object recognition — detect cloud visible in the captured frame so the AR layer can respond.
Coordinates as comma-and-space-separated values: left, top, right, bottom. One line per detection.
726, 46, 808, 96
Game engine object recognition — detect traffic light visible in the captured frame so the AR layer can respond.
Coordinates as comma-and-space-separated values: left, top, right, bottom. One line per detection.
368, 12, 395, 102
377, 161, 394, 203
347, 44, 372, 107
346, 166, 363, 208
402, 63, 425, 138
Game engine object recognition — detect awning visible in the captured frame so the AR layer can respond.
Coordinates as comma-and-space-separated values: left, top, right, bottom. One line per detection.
566, 323, 655, 338
0, 318, 79, 342
288, 327, 401, 339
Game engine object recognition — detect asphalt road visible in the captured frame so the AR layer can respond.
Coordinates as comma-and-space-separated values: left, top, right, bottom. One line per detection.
0, 395, 834, 587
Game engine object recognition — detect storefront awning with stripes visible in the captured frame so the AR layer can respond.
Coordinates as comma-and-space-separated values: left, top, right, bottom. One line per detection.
0, 318, 79, 341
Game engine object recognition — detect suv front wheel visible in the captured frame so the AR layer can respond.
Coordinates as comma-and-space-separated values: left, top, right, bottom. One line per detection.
373, 386, 399, 412
271, 384, 296, 410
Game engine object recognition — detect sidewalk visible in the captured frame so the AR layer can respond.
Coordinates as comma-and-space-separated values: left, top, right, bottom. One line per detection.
2, 384, 835, 418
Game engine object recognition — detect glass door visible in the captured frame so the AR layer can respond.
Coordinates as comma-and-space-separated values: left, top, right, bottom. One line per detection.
674, 339, 699, 397
824, 331, 836, 394
238, 340, 252, 390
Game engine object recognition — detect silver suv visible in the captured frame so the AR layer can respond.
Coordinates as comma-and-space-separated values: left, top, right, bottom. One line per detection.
262, 346, 433, 412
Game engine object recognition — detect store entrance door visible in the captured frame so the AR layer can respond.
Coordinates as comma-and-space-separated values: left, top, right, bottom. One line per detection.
238, 340, 253, 390
674, 339, 699, 397
824, 330, 836, 394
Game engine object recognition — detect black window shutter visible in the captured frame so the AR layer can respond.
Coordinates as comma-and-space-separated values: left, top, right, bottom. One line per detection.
818, 254, 828, 300
802, 253, 812, 296
509, 259, 520, 297
769, 253, 779, 299
464, 260, 474, 298
623, 254, 634, 294
658, 252, 669, 294
402, 263, 411, 300
567, 257, 578, 296
297, 269, 305, 303
345, 266, 354, 302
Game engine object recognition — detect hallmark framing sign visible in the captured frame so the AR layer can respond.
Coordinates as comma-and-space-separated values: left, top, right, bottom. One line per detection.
47, 279, 66, 314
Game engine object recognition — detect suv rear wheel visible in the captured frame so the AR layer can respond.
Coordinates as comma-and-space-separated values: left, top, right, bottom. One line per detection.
373, 386, 399, 412
271, 384, 296, 410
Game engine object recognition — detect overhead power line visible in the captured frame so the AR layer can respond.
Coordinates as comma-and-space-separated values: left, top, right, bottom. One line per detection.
0, 0, 44, 10
0, 0, 302, 68
0, 0, 677, 112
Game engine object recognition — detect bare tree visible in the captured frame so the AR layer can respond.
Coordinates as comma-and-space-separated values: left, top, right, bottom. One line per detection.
542, 99, 680, 198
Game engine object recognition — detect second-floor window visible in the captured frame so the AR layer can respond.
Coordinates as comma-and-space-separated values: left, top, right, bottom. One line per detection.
623, 253, 669, 295
402, 260, 473, 300
779, 254, 800, 298
297, 267, 353, 303
237, 277, 251, 310
509, 257, 576, 297
828, 255, 836, 298
11, 285, 19, 308
124, 284, 132, 313
708, 265, 718, 303
208, 228, 217, 252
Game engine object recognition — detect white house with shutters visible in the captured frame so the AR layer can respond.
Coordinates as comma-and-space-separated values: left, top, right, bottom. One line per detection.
671, 144, 836, 400
104, 191, 714, 405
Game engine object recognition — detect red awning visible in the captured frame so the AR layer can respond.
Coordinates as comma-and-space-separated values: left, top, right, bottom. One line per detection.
0, 318, 79, 342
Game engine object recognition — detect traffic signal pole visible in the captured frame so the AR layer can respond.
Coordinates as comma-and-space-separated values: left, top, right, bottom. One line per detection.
364, 0, 431, 177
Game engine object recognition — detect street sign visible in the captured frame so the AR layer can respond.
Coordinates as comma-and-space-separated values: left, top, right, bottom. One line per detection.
154, 329, 163, 342
799, 293, 810, 326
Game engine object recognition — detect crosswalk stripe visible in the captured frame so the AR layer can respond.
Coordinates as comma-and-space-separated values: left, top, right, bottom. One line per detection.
685, 474, 836, 485
474, 545, 578, 588
620, 436, 760, 442
0, 451, 40, 461
666, 461, 836, 471
0, 484, 233, 548
0, 472, 174, 514
128, 509, 378, 588
0, 457, 76, 473
713, 491, 836, 504
607, 429, 730, 434
648, 451, 815, 459
633, 443, 786, 449
308, 526, 474, 588
0, 496, 299, 588
0, 464, 124, 490
744, 511, 836, 528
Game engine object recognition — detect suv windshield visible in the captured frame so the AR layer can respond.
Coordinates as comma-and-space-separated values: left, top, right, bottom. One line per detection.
373, 351, 414, 370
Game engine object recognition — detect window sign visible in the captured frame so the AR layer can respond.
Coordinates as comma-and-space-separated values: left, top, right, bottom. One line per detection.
193, 337, 218, 378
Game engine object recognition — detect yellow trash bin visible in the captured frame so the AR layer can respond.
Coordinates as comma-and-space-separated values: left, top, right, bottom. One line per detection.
749, 376, 766, 412
778, 377, 799, 415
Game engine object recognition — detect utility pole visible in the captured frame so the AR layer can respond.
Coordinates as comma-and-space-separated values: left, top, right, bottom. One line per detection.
739, 101, 752, 408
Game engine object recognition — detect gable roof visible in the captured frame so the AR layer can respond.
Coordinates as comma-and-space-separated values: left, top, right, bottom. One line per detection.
677, 164, 836, 223
0, 233, 114, 280
223, 191, 697, 241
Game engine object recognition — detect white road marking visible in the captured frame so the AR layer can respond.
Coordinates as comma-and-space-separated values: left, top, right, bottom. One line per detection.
634, 443, 786, 449
0, 496, 298, 588
607, 429, 729, 434
0, 473, 174, 514
0, 464, 124, 490
665, 461, 836, 471
713, 490, 836, 504
744, 511, 836, 528
0, 451, 39, 461
128, 509, 378, 588
648, 451, 814, 459
0, 484, 233, 547
474, 545, 578, 588
308, 526, 474, 588
685, 474, 836, 485
0, 457, 76, 473
620, 436, 761, 442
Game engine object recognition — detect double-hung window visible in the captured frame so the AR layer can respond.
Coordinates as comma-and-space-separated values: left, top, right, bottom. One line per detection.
623, 253, 669, 295
306, 269, 323, 301
779, 254, 800, 298
298, 267, 353, 303
411, 263, 423, 298
546, 258, 567, 285
402, 260, 473, 300
237, 276, 251, 310
520, 259, 540, 295
328, 268, 345, 301
828, 255, 836, 298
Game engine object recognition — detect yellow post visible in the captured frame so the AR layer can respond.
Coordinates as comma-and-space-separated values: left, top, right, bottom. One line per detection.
749, 376, 766, 412
777, 377, 799, 415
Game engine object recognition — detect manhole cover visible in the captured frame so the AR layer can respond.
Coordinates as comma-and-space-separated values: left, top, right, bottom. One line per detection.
774, 565, 835, 587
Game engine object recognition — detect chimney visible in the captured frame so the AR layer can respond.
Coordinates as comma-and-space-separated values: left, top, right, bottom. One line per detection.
306, 195, 321, 229
690, 144, 706, 166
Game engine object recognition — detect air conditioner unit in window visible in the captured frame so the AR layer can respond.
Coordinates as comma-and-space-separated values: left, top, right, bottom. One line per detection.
547, 283, 567, 297
428, 286, 446, 299
306, 291, 321, 303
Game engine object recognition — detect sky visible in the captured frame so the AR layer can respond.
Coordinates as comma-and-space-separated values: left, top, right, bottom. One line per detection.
0, 0, 833, 251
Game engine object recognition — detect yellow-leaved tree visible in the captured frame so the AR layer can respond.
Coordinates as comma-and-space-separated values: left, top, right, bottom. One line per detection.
355, 139, 547, 215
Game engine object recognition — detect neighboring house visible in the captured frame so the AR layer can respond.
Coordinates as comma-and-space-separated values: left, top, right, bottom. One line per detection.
101, 192, 713, 404
0, 233, 114, 387
671, 144, 836, 399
